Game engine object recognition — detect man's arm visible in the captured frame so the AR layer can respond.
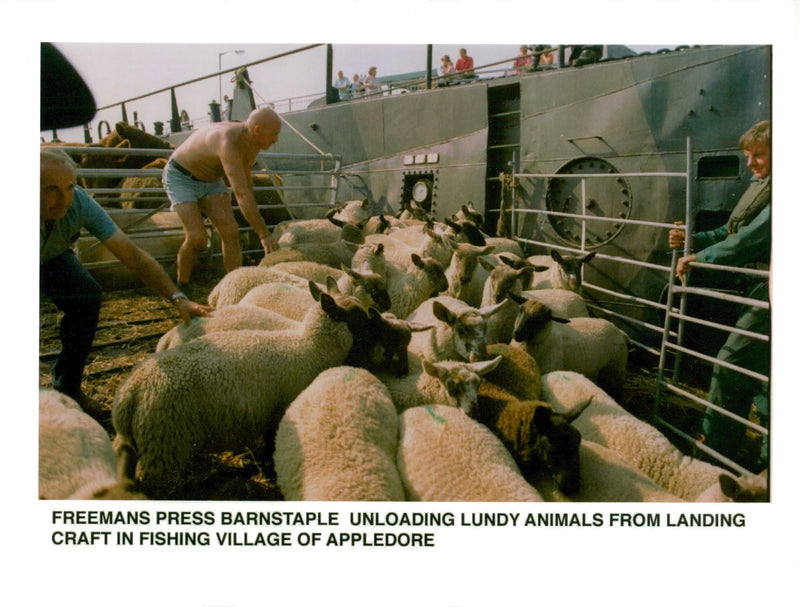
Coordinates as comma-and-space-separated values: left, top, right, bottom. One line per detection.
217, 134, 278, 252
102, 231, 212, 323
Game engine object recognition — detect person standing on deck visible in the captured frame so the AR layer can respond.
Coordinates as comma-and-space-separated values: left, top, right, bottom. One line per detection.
163, 107, 282, 292
40, 147, 211, 419
669, 120, 771, 469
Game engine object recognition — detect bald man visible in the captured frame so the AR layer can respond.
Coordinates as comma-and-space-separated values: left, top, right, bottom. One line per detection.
163, 107, 282, 290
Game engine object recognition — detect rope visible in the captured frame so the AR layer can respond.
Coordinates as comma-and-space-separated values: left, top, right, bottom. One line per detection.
240, 76, 329, 157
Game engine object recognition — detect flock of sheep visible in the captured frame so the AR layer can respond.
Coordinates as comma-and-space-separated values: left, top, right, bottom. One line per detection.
39, 198, 767, 503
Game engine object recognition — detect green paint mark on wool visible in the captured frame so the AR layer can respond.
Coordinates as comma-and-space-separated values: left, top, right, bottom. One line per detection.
343, 368, 359, 382
424, 406, 447, 424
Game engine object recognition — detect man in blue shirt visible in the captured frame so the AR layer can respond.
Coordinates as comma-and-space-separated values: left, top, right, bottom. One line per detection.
669, 120, 771, 469
40, 147, 211, 418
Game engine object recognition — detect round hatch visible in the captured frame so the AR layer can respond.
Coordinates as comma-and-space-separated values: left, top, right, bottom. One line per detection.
545, 156, 632, 248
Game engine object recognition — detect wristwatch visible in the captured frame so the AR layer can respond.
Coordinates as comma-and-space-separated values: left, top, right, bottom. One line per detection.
170, 291, 188, 302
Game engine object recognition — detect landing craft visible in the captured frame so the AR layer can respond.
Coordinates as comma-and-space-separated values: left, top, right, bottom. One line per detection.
256, 44, 771, 348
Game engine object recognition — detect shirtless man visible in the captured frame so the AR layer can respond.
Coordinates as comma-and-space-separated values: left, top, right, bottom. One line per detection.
163, 107, 282, 290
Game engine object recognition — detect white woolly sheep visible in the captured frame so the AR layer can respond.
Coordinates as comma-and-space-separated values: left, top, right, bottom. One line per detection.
258, 238, 360, 269
155, 304, 300, 351
532, 440, 685, 502
278, 216, 366, 247
694, 472, 768, 502
444, 240, 495, 307
238, 281, 317, 321
540, 370, 731, 501
112, 284, 370, 497
517, 289, 589, 319
478, 257, 534, 344
274, 366, 405, 501
39, 389, 144, 500
529, 249, 596, 291
396, 404, 544, 502
383, 253, 449, 319
378, 352, 502, 413
207, 266, 310, 308
511, 298, 628, 397
406, 295, 506, 363
366, 223, 453, 268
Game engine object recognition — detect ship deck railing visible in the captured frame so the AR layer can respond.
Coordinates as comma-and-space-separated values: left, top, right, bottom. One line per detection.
507, 137, 769, 475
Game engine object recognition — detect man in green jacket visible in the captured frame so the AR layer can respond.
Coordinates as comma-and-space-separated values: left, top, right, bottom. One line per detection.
669, 120, 771, 469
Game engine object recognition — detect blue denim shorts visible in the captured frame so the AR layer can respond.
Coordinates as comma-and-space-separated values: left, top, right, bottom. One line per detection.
163, 160, 230, 210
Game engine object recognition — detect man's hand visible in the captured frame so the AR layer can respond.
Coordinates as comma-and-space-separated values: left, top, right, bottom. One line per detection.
174, 298, 213, 325
669, 220, 686, 249
676, 253, 696, 284
260, 232, 279, 254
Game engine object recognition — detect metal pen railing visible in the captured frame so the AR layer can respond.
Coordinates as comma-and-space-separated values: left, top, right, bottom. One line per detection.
506, 137, 770, 474
68, 146, 342, 266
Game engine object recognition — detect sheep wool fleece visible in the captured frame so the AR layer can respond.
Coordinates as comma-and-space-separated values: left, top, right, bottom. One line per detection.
397, 404, 543, 502
274, 366, 404, 501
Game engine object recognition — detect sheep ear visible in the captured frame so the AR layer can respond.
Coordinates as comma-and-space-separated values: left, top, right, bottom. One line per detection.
411, 253, 424, 269
470, 354, 503, 376
478, 300, 506, 318
533, 264, 550, 272
552, 315, 571, 324
421, 357, 443, 380
325, 276, 340, 293
550, 249, 563, 263
518, 266, 534, 284
433, 301, 457, 325
309, 280, 323, 300
582, 251, 596, 263
361, 198, 369, 208
499, 255, 518, 268
328, 216, 345, 227
375, 243, 384, 255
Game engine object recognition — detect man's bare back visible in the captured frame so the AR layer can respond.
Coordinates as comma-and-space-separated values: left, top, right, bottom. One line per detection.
171, 122, 256, 182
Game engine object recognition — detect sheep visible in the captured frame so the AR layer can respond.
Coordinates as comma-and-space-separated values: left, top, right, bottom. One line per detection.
258, 239, 360, 269
471, 390, 592, 495
274, 366, 405, 501
529, 249, 596, 291
511, 298, 628, 398
378, 353, 503, 413
532, 440, 684, 502
207, 266, 310, 308
443, 240, 495, 307
406, 295, 506, 363
478, 257, 534, 344
277, 216, 366, 247
330, 198, 372, 223
383, 253, 449, 319
39, 389, 144, 500
112, 282, 370, 497
396, 404, 544, 502
694, 472, 768, 503
347, 309, 435, 378
238, 281, 318, 321
365, 225, 452, 269
540, 370, 732, 501
364, 213, 408, 235
453, 201, 484, 229
517, 289, 589, 319
155, 304, 300, 351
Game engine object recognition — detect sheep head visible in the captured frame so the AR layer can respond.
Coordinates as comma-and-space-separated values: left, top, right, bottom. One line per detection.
433, 300, 505, 362
422, 355, 502, 416
531, 403, 586, 495
550, 249, 596, 291
361, 309, 434, 377
512, 299, 569, 343
482, 261, 534, 304
411, 253, 449, 296
340, 265, 391, 312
